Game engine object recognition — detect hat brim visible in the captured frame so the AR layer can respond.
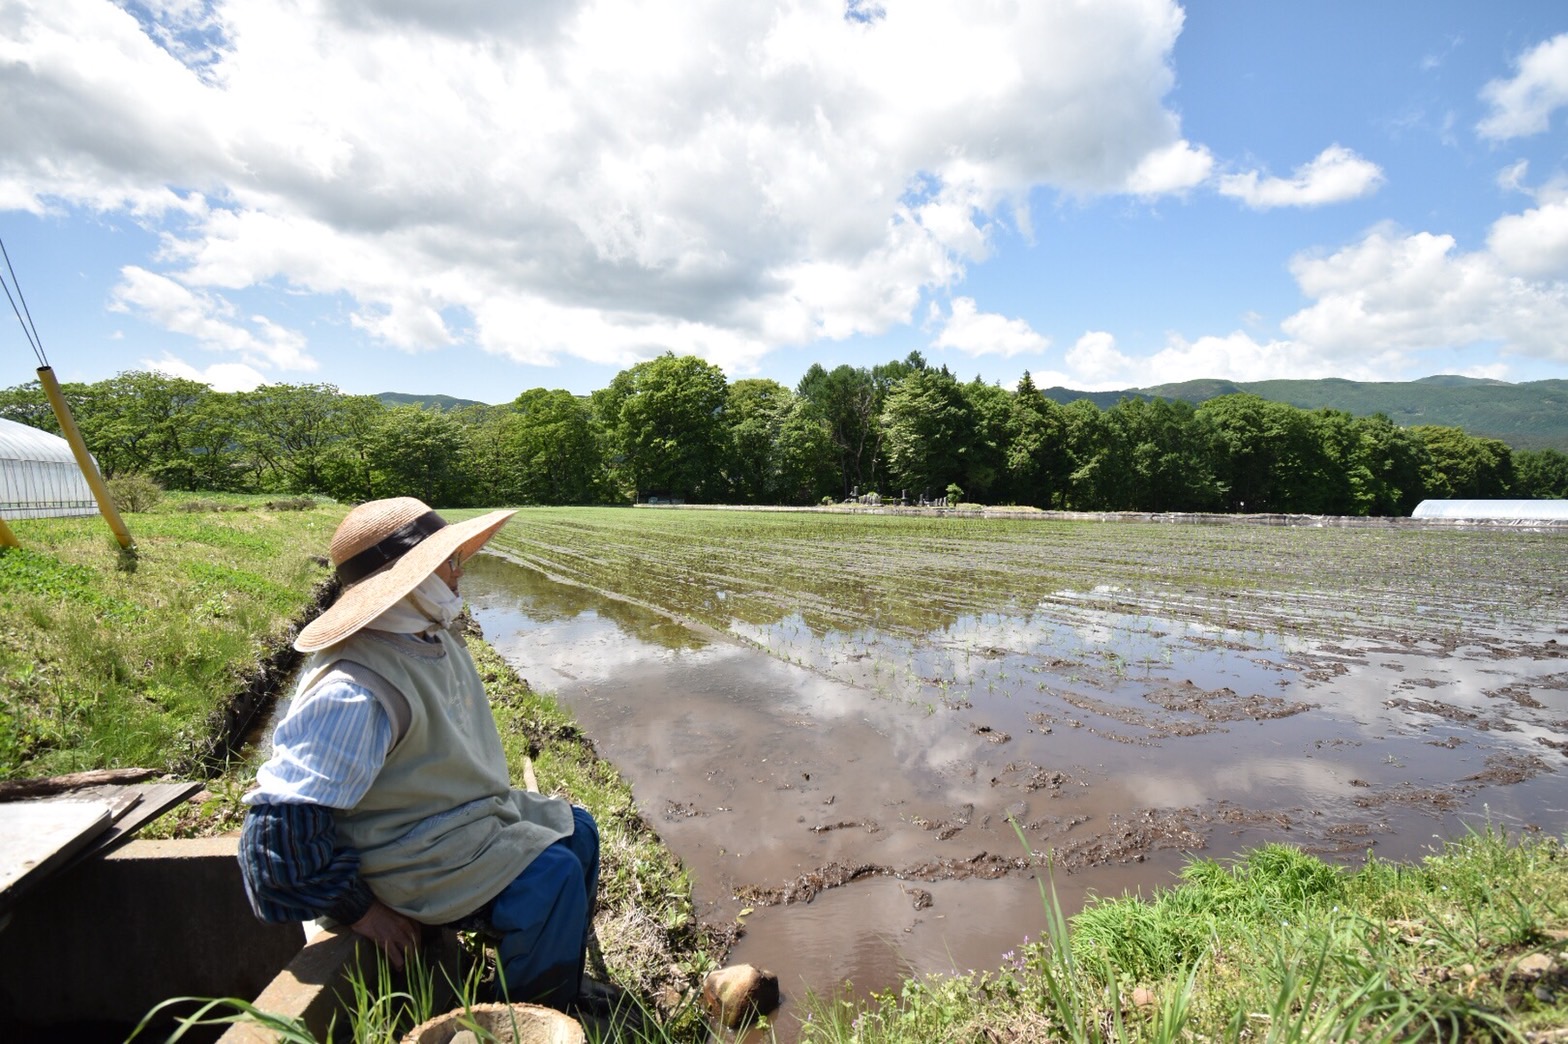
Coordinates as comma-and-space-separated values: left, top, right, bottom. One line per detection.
294, 508, 516, 653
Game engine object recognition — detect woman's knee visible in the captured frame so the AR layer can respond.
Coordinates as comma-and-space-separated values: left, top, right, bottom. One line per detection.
569, 806, 600, 868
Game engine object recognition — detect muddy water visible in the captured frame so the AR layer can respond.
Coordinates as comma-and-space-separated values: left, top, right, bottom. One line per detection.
462, 552, 1566, 1037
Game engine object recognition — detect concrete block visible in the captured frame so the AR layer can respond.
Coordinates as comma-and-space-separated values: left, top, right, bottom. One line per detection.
0, 834, 304, 1038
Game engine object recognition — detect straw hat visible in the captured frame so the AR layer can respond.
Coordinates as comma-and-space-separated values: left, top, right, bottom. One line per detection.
294, 497, 516, 653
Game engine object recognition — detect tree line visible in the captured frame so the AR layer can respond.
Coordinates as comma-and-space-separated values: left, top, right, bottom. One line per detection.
2, 353, 1565, 514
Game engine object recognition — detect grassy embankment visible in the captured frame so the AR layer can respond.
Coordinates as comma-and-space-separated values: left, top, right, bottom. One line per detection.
2, 498, 1565, 1041
0, 494, 718, 1039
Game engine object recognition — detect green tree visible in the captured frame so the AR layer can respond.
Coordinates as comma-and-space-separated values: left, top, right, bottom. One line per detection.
1411, 425, 1513, 499
593, 353, 729, 502
880, 367, 975, 499
503, 389, 606, 505
313, 394, 387, 502
1351, 414, 1431, 516
1006, 372, 1069, 508
364, 405, 470, 505
724, 378, 794, 504
771, 398, 840, 504
1099, 397, 1218, 512
1514, 448, 1568, 499
234, 383, 367, 494
1199, 394, 1321, 513
1062, 398, 1109, 510
66, 371, 216, 488
796, 363, 881, 498
0, 379, 64, 433
1303, 410, 1432, 516
959, 377, 1012, 503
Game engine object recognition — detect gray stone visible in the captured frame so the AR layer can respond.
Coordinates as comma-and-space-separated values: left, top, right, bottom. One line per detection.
1513, 953, 1554, 980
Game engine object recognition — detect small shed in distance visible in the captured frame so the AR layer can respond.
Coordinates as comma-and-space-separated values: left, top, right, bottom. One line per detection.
1412, 499, 1568, 523
0, 416, 96, 519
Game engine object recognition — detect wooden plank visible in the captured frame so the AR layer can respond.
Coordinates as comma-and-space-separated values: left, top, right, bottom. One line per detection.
0, 768, 159, 800
0, 799, 113, 905
55, 781, 205, 875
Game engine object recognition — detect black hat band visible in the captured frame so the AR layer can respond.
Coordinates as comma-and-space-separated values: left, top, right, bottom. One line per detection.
336, 510, 447, 584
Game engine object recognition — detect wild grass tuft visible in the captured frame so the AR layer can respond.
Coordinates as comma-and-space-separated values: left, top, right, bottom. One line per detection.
796, 825, 1566, 1043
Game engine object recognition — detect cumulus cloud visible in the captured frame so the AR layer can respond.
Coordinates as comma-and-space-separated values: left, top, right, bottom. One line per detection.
0, 0, 1194, 379
141, 352, 268, 392
1217, 145, 1385, 210
1487, 199, 1568, 278
1049, 207, 1568, 388
1282, 225, 1568, 365
1124, 139, 1214, 196
110, 266, 315, 371
1478, 32, 1568, 140
932, 298, 1049, 358
1064, 331, 1135, 387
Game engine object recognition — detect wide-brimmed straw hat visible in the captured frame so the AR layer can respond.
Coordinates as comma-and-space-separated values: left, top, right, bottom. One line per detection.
294, 497, 516, 653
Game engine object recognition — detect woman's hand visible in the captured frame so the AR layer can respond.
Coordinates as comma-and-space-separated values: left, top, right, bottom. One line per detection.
350, 898, 421, 969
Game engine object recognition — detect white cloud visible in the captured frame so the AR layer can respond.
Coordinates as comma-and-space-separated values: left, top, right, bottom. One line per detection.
1217, 145, 1385, 210
1056, 211, 1568, 387
110, 266, 315, 371
1282, 225, 1568, 365
1477, 32, 1568, 140
0, 0, 1196, 378
141, 352, 269, 392
1124, 139, 1214, 196
1487, 200, 1568, 278
1496, 159, 1530, 194
932, 297, 1049, 358
1064, 331, 1135, 387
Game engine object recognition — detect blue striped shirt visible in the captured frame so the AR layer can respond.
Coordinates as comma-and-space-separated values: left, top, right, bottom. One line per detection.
249, 678, 394, 808
239, 679, 394, 925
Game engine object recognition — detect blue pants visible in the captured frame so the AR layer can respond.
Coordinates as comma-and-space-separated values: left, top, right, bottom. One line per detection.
489, 805, 599, 1009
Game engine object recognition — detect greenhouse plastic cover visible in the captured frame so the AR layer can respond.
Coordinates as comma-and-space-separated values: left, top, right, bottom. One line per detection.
1412, 499, 1568, 521
0, 416, 97, 519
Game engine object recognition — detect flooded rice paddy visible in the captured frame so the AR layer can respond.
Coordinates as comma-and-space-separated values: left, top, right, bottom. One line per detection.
462, 508, 1567, 1036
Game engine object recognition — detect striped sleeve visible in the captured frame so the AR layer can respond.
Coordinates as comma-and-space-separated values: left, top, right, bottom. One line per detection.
238, 801, 376, 925
248, 677, 394, 808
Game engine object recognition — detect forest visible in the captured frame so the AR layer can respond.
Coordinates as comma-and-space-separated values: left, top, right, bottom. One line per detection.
3, 351, 1565, 514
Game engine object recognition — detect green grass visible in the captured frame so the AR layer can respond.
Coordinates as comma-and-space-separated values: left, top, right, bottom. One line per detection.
798, 826, 1566, 1043
0, 492, 346, 778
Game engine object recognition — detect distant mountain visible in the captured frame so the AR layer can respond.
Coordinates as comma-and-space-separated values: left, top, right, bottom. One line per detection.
377, 392, 491, 411
1045, 375, 1568, 452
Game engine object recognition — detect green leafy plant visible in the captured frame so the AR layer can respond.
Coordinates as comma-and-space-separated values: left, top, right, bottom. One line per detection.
107, 472, 165, 513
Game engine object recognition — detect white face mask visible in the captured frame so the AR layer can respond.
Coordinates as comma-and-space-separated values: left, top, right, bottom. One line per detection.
370, 572, 463, 635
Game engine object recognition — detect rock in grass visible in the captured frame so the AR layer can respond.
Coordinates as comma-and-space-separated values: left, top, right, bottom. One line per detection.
1512, 953, 1554, 980
702, 964, 781, 1028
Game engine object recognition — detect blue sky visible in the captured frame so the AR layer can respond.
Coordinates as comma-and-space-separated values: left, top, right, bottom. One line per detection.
2, 0, 1567, 404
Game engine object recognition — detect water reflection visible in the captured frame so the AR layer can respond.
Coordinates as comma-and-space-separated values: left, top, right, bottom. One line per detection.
462, 548, 1566, 1038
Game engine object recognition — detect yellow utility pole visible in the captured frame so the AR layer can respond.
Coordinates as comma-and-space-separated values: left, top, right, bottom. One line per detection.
36, 365, 134, 551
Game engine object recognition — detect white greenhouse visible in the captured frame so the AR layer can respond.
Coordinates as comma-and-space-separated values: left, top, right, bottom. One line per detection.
0, 416, 97, 519
1412, 499, 1568, 522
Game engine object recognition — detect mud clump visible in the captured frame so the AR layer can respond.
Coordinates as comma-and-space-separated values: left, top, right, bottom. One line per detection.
1460, 752, 1551, 786
1146, 680, 1315, 724
733, 851, 1037, 908
1050, 808, 1208, 869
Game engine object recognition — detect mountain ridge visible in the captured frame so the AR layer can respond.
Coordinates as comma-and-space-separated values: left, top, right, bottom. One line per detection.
1042, 374, 1567, 452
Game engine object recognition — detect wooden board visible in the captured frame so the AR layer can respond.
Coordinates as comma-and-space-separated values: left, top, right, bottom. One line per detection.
54, 781, 205, 875
0, 798, 113, 904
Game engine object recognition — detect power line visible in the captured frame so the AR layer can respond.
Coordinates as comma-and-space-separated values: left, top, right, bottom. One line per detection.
0, 236, 48, 369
